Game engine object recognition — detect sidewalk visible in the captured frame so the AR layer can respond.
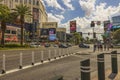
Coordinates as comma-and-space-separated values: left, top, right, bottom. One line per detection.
91, 49, 120, 80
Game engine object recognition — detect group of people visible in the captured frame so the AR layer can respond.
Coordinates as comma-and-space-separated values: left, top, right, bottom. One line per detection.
93, 40, 111, 52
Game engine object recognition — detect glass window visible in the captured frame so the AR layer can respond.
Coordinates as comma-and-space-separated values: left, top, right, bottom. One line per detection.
36, 1, 39, 6
12, 31, 16, 34
33, 0, 35, 5
15, 0, 18, 2
5, 30, 10, 33
29, 0, 31, 4
24, 0, 27, 4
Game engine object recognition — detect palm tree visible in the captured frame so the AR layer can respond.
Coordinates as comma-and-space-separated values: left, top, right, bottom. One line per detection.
12, 4, 31, 46
0, 4, 11, 47
73, 32, 82, 45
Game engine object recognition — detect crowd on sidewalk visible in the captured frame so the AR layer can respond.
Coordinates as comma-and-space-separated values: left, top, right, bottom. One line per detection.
93, 40, 113, 52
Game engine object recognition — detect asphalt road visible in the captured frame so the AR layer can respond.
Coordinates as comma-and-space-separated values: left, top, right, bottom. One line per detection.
0, 46, 81, 72
0, 46, 119, 80
0, 52, 92, 80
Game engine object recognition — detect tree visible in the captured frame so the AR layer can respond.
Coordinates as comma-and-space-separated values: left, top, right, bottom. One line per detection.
73, 32, 82, 45
0, 4, 11, 47
113, 29, 120, 43
12, 4, 31, 46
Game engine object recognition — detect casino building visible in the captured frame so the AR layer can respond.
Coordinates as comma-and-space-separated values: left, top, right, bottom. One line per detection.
0, 0, 48, 41
111, 13, 120, 31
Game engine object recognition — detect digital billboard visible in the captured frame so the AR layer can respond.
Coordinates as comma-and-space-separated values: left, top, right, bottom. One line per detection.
70, 20, 76, 33
49, 28, 56, 41
33, 8, 39, 22
40, 28, 49, 36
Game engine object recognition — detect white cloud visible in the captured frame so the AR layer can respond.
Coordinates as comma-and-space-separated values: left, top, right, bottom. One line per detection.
62, 0, 75, 10
61, 2, 120, 36
79, 0, 96, 17
47, 13, 64, 24
43, 0, 65, 11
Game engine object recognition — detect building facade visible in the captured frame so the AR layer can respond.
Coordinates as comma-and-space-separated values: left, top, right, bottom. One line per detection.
40, 22, 58, 42
0, 0, 48, 41
56, 28, 66, 42
111, 13, 120, 31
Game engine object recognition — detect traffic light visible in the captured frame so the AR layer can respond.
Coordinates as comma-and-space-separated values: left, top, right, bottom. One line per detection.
90, 21, 95, 27
80, 32, 82, 37
93, 32, 96, 38
88, 32, 90, 35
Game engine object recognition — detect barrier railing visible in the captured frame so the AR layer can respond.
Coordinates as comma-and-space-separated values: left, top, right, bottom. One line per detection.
0, 47, 79, 74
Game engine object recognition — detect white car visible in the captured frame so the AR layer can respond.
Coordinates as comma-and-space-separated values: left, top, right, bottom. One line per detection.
30, 43, 40, 48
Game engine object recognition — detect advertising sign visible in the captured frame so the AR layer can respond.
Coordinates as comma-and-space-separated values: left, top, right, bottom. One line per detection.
40, 28, 49, 36
49, 28, 56, 41
70, 20, 76, 33
33, 8, 39, 22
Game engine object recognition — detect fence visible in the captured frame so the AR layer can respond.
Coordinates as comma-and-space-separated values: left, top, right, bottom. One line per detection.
80, 50, 119, 80
0, 47, 80, 74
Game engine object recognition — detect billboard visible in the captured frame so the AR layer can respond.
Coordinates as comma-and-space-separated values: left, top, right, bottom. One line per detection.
49, 28, 56, 41
40, 28, 49, 36
70, 20, 76, 33
33, 8, 39, 22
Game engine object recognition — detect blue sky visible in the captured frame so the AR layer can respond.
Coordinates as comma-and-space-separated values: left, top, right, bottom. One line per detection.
42, 0, 120, 35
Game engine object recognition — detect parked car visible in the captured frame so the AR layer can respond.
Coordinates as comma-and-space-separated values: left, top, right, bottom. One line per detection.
59, 44, 68, 48
78, 43, 90, 48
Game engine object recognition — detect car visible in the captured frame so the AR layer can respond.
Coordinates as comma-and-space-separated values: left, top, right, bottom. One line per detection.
59, 44, 68, 48
30, 43, 40, 48
66, 43, 72, 47
44, 43, 51, 47
79, 43, 90, 48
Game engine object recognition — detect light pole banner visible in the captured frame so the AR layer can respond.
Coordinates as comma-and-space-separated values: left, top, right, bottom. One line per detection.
70, 20, 76, 33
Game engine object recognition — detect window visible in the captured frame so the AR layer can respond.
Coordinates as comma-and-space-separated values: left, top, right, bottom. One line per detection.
29, 0, 31, 4
15, 0, 18, 2
5, 30, 10, 33
24, 0, 27, 4
33, 0, 35, 5
36, 1, 39, 6
12, 31, 16, 34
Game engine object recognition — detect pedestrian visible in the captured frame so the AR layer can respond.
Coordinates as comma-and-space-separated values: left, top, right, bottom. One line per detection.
93, 42, 97, 52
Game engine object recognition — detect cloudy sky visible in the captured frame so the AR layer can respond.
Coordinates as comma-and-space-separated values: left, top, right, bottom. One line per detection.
42, 0, 120, 35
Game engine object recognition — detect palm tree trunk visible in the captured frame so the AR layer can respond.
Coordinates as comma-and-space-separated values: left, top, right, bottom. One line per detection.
1, 30, 5, 47
20, 15, 24, 46
1, 20, 6, 47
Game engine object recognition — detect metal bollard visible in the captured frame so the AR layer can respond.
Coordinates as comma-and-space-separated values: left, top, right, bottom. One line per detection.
97, 54, 105, 80
41, 51, 44, 63
32, 51, 35, 65
59, 49, 61, 57
80, 59, 90, 80
1, 54, 6, 74
48, 50, 51, 61
62, 49, 64, 56
108, 50, 118, 79
19, 53, 23, 69
54, 50, 57, 59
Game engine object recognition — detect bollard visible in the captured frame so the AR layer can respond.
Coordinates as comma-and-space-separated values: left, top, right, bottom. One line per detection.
41, 51, 44, 63
1, 54, 6, 74
19, 53, 23, 69
108, 50, 118, 79
97, 54, 105, 80
32, 51, 35, 65
62, 49, 64, 56
48, 50, 51, 61
67, 48, 68, 56
54, 50, 57, 59
80, 59, 90, 80
59, 49, 61, 57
